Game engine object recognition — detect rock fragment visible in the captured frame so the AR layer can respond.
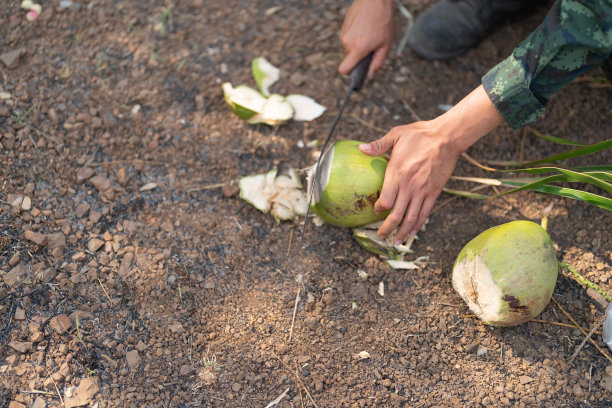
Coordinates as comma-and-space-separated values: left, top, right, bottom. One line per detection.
49, 315, 72, 334
0, 48, 25, 69
89, 175, 111, 192
64, 376, 101, 408
126, 350, 141, 370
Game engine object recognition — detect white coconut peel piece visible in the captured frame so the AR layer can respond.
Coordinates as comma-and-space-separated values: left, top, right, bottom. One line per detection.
247, 94, 294, 126
286, 94, 326, 121
222, 83, 267, 120
386, 260, 419, 270
252, 57, 280, 97
239, 170, 278, 213
239, 168, 307, 221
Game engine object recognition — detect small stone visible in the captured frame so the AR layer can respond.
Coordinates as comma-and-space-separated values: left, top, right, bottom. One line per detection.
8, 402, 26, 408
135, 340, 147, 352
21, 196, 31, 211
601, 375, 612, 392
3, 264, 28, 287
31, 332, 45, 343
168, 321, 184, 333
9, 341, 33, 354
116, 167, 128, 186
88, 238, 104, 253
572, 383, 584, 397
76, 167, 94, 183
304, 316, 318, 330
89, 175, 111, 192
89, 210, 102, 224
0, 48, 25, 69
24, 230, 48, 246
46, 232, 66, 250
8, 253, 20, 266
74, 203, 90, 218
14, 307, 25, 320
49, 315, 72, 334
118, 253, 133, 277
69, 310, 94, 323
126, 350, 141, 370
64, 376, 100, 408
519, 375, 534, 385
231, 383, 242, 392
31, 397, 45, 408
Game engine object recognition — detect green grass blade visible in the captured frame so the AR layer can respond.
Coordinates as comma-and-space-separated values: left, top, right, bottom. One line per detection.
499, 180, 612, 211
529, 128, 586, 146
500, 167, 612, 194
501, 138, 612, 167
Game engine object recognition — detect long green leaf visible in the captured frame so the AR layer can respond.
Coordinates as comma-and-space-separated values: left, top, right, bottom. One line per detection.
442, 188, 491, 200
529, 128, 586, 146
499, 180, 612, 211
500, 167, 612, 194
500, 138, 612, 167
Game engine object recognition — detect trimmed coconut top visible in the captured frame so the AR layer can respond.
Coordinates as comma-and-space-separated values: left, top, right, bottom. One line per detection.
252, 57, 280, 97
452, 255, 503, 324
308, 145, 334, 205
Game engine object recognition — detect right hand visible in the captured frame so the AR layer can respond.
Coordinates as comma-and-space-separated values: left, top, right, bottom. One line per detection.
339, 0, 395, 80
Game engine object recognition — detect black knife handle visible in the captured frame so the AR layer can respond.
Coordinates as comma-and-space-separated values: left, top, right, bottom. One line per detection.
349, 52, 374, 92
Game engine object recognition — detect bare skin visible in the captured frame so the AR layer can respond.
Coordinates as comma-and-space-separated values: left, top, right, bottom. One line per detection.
339, 0, 395, 80
359, 85, 505, 244
339, 0, 506, 244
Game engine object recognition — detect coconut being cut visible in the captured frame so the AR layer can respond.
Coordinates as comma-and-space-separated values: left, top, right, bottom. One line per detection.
307, 140, 389, 228
452, 220, 558, 327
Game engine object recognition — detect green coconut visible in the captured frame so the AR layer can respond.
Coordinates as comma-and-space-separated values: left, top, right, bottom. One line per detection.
452, 220, 558, 327
308, 140, 389, 228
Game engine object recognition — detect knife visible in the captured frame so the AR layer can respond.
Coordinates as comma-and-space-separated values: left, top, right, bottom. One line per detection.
301, 52, 374, 239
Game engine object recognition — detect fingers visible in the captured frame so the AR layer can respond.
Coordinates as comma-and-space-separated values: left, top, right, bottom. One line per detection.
359, 131, 396, 156
392, 195, 437, 244
368, 45, 389, 80
376, 183, 408, 238
339, 50, 366, 77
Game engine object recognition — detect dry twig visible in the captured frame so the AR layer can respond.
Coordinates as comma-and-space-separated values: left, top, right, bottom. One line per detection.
288, 288, 301, 343
551, 297, 612, 365
569, 311, 608, 364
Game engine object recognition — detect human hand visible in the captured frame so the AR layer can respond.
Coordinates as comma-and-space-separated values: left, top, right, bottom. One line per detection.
359, 85, 505, 244
339, 0, 395, 80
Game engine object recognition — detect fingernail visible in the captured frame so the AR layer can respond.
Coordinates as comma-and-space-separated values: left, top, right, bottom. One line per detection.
409, 230, 417, 237
360, 143, 371, 153
393, 240, 402, 246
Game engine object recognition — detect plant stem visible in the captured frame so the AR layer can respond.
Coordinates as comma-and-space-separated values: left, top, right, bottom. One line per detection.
560, 262, 612, 302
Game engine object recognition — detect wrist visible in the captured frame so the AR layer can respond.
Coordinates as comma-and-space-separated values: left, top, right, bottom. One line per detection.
433, 85, 505, 153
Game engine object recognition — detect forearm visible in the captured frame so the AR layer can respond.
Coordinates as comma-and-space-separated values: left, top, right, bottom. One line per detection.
483, 0, 612, 128
432, 85, 505, 153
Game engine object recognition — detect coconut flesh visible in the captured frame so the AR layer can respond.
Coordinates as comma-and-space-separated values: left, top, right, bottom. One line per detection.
252, 56, 280, 97
452, 220, 558, 327
308, 140, 389, 228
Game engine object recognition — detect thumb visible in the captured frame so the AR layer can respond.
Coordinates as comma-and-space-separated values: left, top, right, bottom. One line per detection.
359, 132, 395, 156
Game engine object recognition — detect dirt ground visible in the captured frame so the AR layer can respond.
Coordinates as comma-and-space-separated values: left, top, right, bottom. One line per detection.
1, 1, 612, 407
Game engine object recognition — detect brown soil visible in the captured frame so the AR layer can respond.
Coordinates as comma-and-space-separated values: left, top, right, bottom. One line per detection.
1, 1, 612, 407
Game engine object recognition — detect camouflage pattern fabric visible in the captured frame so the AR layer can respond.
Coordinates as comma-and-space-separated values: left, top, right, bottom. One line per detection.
482, 0, 612, 129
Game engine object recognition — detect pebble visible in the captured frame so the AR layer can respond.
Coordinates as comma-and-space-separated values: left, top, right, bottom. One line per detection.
14, 308, 25, 320
117, 167, 128, 186
49, 315, 72, 334
64, 376, 100, 408
126, 350, 141, 370
31, 397, 45, 408
3, 264, 28, 287
9, 341, 33, 354
8, 253, 20, 266
74, 203, 90, 218
0, 49, 25, 69
88, 238, 105, 253
231, 383, 242, 392
24, 230, 48, 246
89, 175, 111, 192
76, 167, 94, 183
21, 196, 31, 211
8, 402, 26, 408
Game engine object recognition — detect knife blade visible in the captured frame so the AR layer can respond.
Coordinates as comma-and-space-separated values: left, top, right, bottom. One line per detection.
301, 52, 374, 239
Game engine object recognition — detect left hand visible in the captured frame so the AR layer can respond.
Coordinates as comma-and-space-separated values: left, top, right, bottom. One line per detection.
359, 85, 506, 244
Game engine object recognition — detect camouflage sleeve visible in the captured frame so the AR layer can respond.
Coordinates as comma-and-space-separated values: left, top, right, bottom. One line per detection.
482, 0, 612, 129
